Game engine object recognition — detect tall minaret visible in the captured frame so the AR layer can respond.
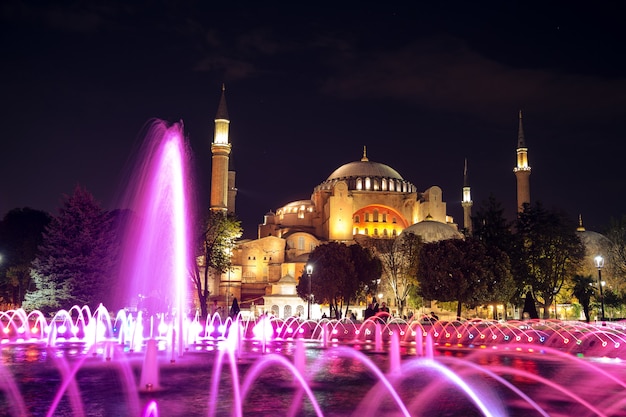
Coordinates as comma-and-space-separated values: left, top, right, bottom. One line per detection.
461, 158, 473, 234
513, 110, 531, 212
210, 85, 233, 213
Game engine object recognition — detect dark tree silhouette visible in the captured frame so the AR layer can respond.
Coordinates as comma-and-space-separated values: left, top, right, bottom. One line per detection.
570, 275, 595, 322
513, 203, 585, 319
23, 186, 119, 314
0, 208, 51, 307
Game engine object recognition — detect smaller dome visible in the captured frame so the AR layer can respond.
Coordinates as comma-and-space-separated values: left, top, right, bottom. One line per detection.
401, 220, 463, 243
577, 230, 610, 257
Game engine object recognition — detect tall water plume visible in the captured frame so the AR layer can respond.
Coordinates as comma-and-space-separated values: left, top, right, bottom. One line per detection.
114, 119, 195, 338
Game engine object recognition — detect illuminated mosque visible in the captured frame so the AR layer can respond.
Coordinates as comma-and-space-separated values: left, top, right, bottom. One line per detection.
205, 87, 605, 319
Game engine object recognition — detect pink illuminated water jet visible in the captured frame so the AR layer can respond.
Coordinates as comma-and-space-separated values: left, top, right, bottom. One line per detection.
116, 120, 195, 358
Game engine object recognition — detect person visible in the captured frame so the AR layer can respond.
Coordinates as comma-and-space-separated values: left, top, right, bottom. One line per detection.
229, 297, 240, 319
364, 302, 376, 320
350, 312, 357, 321
430, 311, 439, 321
379, 302, 390, 322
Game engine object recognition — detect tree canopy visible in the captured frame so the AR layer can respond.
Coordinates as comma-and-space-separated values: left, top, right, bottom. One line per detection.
0, 207, 51, 307
369, 232, 422, 317
23, 186, 119, 314
512, 203, 585, 319
418, 237, 513, 319
192, 210, 242, 318
298, 241, 380, 319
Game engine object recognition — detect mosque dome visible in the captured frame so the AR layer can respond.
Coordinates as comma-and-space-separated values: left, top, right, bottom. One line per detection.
326, 160, 404, 181
316, 148, 415, 193
578, 229, 610, 254
401, 219, 463, 243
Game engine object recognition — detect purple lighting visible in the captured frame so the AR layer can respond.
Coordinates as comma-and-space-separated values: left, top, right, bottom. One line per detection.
116, 120, 194, 356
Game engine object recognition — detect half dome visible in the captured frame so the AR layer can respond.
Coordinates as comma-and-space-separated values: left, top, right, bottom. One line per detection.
401, 219, 463, 243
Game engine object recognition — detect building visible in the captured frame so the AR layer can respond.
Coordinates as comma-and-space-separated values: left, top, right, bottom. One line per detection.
206, 88, 467, 318
204, 89, 607, 320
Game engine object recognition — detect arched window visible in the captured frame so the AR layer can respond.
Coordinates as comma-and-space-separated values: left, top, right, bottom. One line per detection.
356, 178, 363, 190
373, 209, 379, 222
381, 178, 387, 190
365, 177, 371, 190
354, 215, 360, 223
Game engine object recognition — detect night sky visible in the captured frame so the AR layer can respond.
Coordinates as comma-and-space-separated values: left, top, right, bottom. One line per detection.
2, 2, 625, 239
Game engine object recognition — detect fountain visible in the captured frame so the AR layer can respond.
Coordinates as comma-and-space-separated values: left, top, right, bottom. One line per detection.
2, 119, 626, 416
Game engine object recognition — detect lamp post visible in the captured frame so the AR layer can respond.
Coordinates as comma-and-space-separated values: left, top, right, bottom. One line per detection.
306, 264, 313, 320
594, 255, 606, 321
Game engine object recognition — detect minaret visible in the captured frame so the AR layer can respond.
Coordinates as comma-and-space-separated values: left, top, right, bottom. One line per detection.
513, 110, 531, 212
461, 158, 473, 234
210, 84, 232, 213
577, 214, 586, 232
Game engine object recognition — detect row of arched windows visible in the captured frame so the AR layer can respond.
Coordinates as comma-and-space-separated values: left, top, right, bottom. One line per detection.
354, 209, 397, 224
355, 177, 412, 192
354, 228, 399, 237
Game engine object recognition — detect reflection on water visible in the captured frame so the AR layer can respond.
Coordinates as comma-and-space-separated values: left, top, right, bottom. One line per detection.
4, 340, 626, 417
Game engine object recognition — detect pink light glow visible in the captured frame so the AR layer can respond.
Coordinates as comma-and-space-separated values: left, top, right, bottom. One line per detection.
116, 121, 194, 347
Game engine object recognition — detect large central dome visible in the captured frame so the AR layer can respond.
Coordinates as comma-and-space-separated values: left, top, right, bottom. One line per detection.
326, 148, 404, 181
315, 148, 416, 194
327, 160, 404, 181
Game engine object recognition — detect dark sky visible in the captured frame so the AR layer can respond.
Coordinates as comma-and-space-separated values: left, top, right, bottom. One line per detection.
2, 1, 625, 239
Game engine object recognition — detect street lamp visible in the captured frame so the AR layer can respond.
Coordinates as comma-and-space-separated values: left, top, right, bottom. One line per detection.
306, 264, 313, 320
594, 255, 606, 321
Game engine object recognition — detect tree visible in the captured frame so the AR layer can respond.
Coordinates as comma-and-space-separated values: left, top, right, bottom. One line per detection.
369, 232, 422, 317
349, 242, 382, 316
605, 215, 626, 292
23, 186, 119, 314
418, 238, 492, 319
297, 242, 380, 319
472, 195, 519, 314
0, 208, 51, 307
192, 210, 242, 319
513, 203, 585, 319
482, 245, 516, 319
570, 274, 595, 322
472, 195, 515, 254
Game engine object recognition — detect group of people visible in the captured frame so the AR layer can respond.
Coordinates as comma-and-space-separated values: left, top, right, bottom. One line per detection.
363, 300, 391, 321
